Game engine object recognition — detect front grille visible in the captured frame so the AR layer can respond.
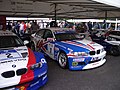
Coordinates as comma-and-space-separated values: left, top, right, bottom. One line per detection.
2, 71, 15, 78
1, 68, 27, 78
16, 68, 27, 76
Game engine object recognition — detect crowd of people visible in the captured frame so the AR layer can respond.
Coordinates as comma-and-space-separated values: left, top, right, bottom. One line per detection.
6, 21, 39, 37
6, 20, 120, 37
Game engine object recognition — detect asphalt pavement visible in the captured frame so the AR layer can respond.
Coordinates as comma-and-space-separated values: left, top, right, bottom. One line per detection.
40, 55, 120, 90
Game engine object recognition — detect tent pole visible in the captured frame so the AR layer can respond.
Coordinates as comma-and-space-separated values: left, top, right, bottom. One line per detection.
105, 11, 107, 20
54, 3, 57, 26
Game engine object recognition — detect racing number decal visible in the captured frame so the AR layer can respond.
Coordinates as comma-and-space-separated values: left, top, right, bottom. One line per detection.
48, 43, 54, 56
6, 53, 13, 58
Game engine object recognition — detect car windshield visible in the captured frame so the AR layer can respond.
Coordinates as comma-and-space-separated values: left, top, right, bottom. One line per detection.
0, 36, 24, 48
55, 32, 85, 41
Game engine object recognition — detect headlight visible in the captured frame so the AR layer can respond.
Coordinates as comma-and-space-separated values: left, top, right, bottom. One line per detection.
71, 52, 88, 56
30, 62, 42, 70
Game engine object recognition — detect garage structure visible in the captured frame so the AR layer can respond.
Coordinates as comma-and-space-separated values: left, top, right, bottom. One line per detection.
0, 0, 120, 90
0, 0, 120, 30
0, 0, 120, 19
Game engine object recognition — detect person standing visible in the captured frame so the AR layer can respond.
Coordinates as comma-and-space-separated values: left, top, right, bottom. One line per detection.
14, 22, 20, 36
30, 21, 39, 34
19, 21, 25, 36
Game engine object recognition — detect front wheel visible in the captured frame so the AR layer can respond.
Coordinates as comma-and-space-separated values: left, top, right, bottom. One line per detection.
58, 52, 68, 69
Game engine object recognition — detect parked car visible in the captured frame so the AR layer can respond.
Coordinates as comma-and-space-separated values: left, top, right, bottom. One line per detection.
105, 30, 120, 40
0, 30, 48, 90
30, 28, 106, 70
90, 30, 120, 56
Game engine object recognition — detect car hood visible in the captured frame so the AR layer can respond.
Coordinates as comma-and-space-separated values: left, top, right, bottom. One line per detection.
56, 39, 103, 52
0, 46, 28, 62
0, 46, 35, 88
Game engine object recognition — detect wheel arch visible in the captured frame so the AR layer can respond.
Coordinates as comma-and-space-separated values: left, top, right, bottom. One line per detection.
57, 50, 68, 61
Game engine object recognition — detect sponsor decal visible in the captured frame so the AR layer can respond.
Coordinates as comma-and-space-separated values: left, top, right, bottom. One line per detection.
42, 75, 47, 81
16, 49, 27, 51
73, 58, 85, 62
0, 59, 26, 64
72, 62, 78, 66
19, 86, 25, 90
38, 71, 47, 77
30, 81, 39, 87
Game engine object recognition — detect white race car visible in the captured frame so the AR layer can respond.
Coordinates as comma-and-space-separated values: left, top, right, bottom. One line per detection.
30, 28, 106, 70
0, 30, 48, 90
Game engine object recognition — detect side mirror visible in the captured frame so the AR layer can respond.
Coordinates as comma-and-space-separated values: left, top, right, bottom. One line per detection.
24, 40, 29, 45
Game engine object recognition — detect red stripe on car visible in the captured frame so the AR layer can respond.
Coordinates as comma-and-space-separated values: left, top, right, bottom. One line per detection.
19, 48, 36, 84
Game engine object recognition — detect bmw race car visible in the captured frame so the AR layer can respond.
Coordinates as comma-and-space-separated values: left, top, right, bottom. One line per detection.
90, 29, 120, 56
30, 28, 106, 70
0, 30, 47, 90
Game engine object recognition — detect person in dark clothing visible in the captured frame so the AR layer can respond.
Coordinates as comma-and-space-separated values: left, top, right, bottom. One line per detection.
7, 22, 12, 31
30, 21, 39, 34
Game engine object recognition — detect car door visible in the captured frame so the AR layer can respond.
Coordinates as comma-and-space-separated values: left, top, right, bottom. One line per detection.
42, 29, 55, 59
33, 29, 45, 49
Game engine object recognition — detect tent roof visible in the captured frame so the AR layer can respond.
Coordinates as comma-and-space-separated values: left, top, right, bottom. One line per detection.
0, 0, 120, 19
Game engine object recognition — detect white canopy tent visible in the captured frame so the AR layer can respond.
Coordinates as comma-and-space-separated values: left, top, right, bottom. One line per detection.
0, 0, 120, 19
92, 0, 120, 8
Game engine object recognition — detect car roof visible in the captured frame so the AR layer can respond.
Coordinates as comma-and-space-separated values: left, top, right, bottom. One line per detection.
44, 27, 75, 34
0, 30, 16, 36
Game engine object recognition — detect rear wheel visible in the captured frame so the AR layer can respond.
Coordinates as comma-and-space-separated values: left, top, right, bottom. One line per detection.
58, 52, 68, 69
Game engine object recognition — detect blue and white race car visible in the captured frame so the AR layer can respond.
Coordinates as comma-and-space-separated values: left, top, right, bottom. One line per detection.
0, 30, 48, 90
30, 28, 106, 70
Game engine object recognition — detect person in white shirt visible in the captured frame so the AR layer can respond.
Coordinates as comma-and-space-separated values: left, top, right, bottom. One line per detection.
19, 21, 25, 36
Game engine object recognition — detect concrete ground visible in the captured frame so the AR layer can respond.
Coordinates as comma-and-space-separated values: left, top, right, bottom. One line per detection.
40, 55, 120, 90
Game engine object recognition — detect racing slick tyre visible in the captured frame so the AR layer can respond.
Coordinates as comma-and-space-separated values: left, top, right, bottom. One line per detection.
58, 52, 68, 69
110, 46, 120, 56
30, 42, 35, 51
